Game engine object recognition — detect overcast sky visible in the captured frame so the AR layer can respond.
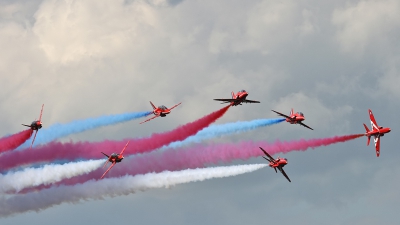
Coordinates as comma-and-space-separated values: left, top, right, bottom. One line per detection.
0, 0, 399, 224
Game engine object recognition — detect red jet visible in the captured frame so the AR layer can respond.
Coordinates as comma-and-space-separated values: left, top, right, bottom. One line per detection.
272, 108, 313, 130
259, 147, 291, 182
21, 104, 44, 148
100, 141, 130, 179
140, 101, 182, 124
214, 90, 260, 106
363, 109, 391, 157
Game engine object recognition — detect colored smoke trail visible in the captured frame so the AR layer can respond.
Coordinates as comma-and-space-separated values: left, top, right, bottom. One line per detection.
0, 106, 230, 171
0, 164, 266, 217
0, 160, 103, 193
121, 134, 364, 175
20, 111, 152, 148
0, 130, 32, 154
165, 118, 285, 149
29, 134, 364, 189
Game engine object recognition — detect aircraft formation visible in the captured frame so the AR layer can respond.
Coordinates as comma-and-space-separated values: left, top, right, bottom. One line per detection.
15, 89, 391, 182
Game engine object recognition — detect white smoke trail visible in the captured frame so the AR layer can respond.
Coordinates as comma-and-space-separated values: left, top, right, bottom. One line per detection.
0, 164, 266, 217
0, 160, 103, 193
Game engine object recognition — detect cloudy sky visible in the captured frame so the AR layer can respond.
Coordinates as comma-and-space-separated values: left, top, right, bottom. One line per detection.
0, 0, 399, 224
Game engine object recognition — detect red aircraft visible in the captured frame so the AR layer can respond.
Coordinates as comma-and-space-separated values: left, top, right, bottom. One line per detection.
140, 101, 181, 124
363, 109, 391, 157
272, 108, 313, 130
100, 141, 130, 179
214, 90, 260, 106
259, 147, 291, 182
21, 104, 44, 148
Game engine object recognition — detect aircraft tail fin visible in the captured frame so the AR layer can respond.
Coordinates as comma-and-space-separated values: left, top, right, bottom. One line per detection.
290, 108, 294, 116
149, 101, 156, 110
363, 123, 370, 133
363, 124, 371, 146
231, 91, 235, 99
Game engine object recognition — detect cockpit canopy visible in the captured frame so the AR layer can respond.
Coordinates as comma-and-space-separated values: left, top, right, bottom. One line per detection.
111, 153, 118, 157
298, 112, 304, 116
239, 89, 246, 93
159, 105, 168, 110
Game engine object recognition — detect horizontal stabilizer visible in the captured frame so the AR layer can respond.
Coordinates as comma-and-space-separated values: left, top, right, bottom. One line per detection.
363, 123, 370, 133
262, 156, 271, 162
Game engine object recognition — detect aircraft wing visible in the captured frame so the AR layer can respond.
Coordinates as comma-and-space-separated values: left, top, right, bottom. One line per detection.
374, 135, 380, 157
139, 115, 159, 124
213, 98, 235, 103
368, 109, 379, 130
298, 122, 314, 130
169, 102, 182, 111
102, 159, 110, 168
149, 101, 157, 110
39, 104, 44, 122
100, 162, 116, 179
30, 130, 38, 149
243, 99, 260, 103
278, 167, 291, 182
259, 147, 275, 162
120, 141, 130, 155
271, 110, 290, 119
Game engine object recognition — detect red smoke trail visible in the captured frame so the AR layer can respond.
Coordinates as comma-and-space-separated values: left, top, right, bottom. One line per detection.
0, 106, 230, 171
19, 133, 363, 193
0, 129, 32, 154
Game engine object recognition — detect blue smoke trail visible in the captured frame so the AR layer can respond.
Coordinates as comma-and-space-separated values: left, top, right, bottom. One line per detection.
165, 118, 285, 149
20, 111, 152, 148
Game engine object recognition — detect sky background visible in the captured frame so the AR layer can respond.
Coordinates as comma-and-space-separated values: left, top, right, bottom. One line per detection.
0, 0, 399, 224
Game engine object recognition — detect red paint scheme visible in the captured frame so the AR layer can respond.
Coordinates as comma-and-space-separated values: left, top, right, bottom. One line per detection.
272, 108, 313, 130
140, 101, 182, 124
21, 104, 44, 148
100, 141, 130, 179
259, 147, 291, 182
214, 90, 260, 106
363, 109, 391, 157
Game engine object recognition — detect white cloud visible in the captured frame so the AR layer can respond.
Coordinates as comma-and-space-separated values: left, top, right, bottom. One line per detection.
32, 0, 159, 64
332, 0, 400, 56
